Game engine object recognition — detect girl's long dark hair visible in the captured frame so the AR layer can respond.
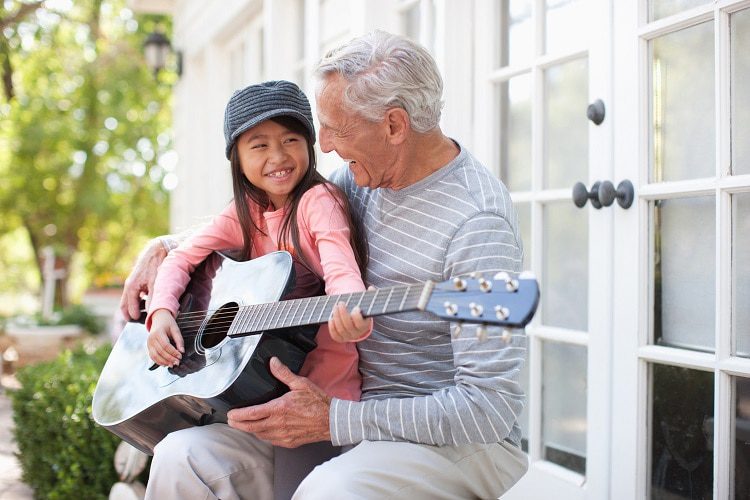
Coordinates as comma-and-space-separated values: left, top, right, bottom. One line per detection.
229, 115, 368, 280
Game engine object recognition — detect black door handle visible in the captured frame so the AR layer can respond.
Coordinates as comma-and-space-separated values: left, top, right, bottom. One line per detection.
598, 180, 634, 209
587, 99, 605, 125
572, 181, 603, 209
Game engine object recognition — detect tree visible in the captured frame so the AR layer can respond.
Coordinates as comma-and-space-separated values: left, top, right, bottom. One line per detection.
0, 0, 174, 308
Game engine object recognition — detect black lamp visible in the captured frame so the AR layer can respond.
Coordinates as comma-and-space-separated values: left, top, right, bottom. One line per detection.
144, 31, 172, 77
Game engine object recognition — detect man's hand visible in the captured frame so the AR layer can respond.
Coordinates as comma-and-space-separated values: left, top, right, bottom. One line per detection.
147, 309, 184, 366
227, 357, 332, 448
119, 238, 169, 320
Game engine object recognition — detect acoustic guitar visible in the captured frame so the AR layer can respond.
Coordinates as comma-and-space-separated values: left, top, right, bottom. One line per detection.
92, 251, 539, 455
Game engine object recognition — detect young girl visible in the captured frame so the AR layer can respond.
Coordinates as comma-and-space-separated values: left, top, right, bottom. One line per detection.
146, 80, 370, 402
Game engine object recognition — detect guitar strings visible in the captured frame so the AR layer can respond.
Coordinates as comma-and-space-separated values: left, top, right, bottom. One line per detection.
142, 292, 427, 342
173, 294, 413, 337
146, 286, 418, 333
159, 289, 383, 324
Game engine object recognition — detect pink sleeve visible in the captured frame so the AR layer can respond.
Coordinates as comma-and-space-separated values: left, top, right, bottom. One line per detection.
298, 184, 372, 341
146, 202, 244, 330
297, 185, 367, 400
298, 185, 366, 297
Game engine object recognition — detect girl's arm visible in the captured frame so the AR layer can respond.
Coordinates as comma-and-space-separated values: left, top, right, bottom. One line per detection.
145, 203, 244, 364
147, 203, 244, 327
298, 185, 372, 342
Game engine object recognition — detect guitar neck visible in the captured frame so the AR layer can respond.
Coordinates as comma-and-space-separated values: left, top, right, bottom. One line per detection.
228, 282, 433, 338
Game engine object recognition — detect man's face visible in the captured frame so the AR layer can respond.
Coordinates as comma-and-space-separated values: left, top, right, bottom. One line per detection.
316, 74, 396, 189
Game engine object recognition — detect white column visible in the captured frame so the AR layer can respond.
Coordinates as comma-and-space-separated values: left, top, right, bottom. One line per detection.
264, 0, 304, 82
433, 0, 475, 152
472, 0, 499, 173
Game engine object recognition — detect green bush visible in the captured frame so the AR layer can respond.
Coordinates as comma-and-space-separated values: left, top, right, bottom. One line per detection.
37, 304, 105, 335
9, 345, 119, 499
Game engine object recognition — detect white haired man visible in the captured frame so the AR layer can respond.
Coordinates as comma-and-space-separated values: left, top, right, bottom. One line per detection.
122, 30, 528, 499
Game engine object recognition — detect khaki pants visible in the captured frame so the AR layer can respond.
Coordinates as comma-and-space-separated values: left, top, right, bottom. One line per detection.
145, 424, 528, 500
145, 424, 274, 500
294, 439, 528, 499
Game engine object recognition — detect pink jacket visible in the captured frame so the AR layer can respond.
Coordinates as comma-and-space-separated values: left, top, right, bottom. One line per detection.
147, 184, 365, 401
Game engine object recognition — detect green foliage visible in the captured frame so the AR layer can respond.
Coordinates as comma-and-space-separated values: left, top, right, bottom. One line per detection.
0, 0, 174, 305
9, 344, 119, 499
34, 304, 105, 334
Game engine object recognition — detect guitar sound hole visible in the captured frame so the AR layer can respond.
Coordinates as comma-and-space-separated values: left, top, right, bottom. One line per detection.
200, 302, 239, 350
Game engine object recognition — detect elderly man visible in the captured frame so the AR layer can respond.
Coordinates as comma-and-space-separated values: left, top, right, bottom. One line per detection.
122, 30, 528, 499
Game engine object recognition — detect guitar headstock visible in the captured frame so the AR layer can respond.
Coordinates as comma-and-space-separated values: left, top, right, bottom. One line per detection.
425, 271, 539, 340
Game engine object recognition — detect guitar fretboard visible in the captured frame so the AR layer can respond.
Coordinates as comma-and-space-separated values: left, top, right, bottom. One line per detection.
228, 284, 427, 337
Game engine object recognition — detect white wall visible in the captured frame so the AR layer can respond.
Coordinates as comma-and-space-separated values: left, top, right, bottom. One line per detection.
130, 0, 477, 232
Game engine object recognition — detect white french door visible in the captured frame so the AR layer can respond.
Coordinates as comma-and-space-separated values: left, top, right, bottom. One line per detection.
474, 1, 614, 498
476, 1, 750, 497
612, 1, 750, 499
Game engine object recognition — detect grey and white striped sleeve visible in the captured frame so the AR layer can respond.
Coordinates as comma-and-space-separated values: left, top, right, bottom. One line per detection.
329, 214, 527, 446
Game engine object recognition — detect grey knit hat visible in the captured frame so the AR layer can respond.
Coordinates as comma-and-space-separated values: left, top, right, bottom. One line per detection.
223, 80, 316, 159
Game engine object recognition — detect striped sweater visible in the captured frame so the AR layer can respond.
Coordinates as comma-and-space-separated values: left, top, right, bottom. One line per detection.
328, 144, 526, 447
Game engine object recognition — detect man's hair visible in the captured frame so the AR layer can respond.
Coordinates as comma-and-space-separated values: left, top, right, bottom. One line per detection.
314, 30, 444, 133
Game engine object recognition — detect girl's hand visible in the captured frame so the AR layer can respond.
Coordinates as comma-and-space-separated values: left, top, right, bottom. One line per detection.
147, 309, 184, 366
328, 301, 373, 343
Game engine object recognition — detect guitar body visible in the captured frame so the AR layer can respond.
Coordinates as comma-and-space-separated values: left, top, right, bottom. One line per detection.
92, 251, 320, 455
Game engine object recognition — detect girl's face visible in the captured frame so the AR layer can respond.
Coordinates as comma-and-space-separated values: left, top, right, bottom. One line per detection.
236, 119, 310, 210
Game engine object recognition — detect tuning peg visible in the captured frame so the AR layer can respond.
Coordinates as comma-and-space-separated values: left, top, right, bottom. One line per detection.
469, 302, 484, 317
501, 329, 512, 343
469, 271, 480, 279
494, 305, 509, 320
443, 301, 458, 316
478, 278, 492, 292
453, 277, 467, 291
452, 324, 463, 339
476, 325, 488, 342
491, 271, 518, 292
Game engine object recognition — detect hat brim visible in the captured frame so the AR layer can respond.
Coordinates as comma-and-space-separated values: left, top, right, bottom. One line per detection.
225, 109, 316, 159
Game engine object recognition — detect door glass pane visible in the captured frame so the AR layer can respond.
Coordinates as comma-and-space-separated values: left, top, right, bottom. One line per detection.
516, 202, 531, 271
500, 73, 532, 191
731, 8, 750, 175
651, 364, 713, 499
649, 22, 714, 182
733, 193, 750, 358
735, 377, 750, 499
499, 0, 533, 67
543, 201, 587, 331
544, 58, 588, 189
542, 341, 586, 474
652, 197, 715, 351
648, 0, 711, 21
545, 0, 587, 55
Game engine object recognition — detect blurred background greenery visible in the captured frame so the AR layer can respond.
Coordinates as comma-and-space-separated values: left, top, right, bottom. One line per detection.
0, 0, 176, 317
